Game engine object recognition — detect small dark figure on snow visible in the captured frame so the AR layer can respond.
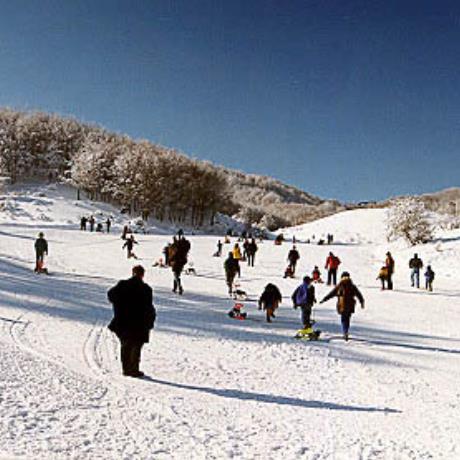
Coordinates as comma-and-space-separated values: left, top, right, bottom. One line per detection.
325, 252, 341, 286
385, 251, 395, 290
409, 253, 423, 288
80, 216, 88, 231
107, 265, 156, 377
96, 223, 103, 232
425, 265, 435, 292
258, 283, 282, 323
121, 225, 129, 240
89, 215, 95, 232
246, 238, 258, 267
284, 265, 295, 279
292, 276, 316, 329
224, 252, 240, 295
169, 235, 191, 295
377, 266, 389, 290
215, 239, 223, 257
106, 218, 111, 233
320, 271, 364, 341
287, 246, 300, 275
34, 232, 48, 273
123, 235, 138, 259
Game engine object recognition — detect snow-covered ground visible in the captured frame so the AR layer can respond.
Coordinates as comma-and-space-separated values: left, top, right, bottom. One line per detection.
0, 184, 459, 460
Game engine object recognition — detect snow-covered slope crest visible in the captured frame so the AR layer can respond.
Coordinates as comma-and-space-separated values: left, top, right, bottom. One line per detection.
281, 208, 389, 245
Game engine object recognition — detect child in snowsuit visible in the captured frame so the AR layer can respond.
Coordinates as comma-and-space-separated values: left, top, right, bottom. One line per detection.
425, 266, 435, 292
258, 284, 282, 323
292, 276, 316, 328
377, 266, 389, 290
34, 232, 48, 273
312, 266, 323, 283
123, 235, 138, 259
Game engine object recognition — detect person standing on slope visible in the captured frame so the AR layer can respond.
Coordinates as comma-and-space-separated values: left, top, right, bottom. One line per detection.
409, 253, 423, 288
424, 265, 435, 292
258, 283, 282, 323
325, 252, 341, 286
320, 271, 364, 341
246, 238, 258, 267
224, 252, 240, 295
169, 234, 191, 295
385, 251, 395, 290
106, 218, 111, 233
34, 232, 48, 273
107, 265, 156, 377
292, 276, 316, 329
287, 246, 300, 276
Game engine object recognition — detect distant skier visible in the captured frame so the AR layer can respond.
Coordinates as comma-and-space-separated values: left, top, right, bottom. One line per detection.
287, 246, 300, 275
107, 265, 156, 377
246, 238, 258, 267
292, 276, 316, 329
325, 252, 341, 286
89, 215, 95, 232
425, 265, 435, 292
258, 283, 282, 323
385, 251, 395, 290
409, 253, 423, 288
224, 252, 240, 295
320, 271, 365, 341
123, 235, 138, 259
106, 218, 111, 233
80, 216, 87, 231
169, 234, 191, 295
34, 232, 48, 273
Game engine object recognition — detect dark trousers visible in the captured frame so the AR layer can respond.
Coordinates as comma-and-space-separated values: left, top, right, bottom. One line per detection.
341, 313, 351, 334
120, 339, 143, 375
300, 305, 312, 328
289, 261, 297, 275
327, 269, 337, 286
173, 270, 183, 293
226, 274, 236, 293
247, 254, 255, 267
387, 272, 393, 290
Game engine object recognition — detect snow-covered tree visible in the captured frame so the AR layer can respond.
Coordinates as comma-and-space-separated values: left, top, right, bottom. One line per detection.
387, 197, 433, 245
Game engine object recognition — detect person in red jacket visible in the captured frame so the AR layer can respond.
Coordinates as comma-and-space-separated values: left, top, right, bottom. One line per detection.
325, 252, 341, 286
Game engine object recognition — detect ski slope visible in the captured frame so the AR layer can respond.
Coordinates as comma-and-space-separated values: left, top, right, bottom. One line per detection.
0, 184, 459, 460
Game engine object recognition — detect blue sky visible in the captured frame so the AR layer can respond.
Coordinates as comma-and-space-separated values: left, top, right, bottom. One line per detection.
0, 0, 459, 201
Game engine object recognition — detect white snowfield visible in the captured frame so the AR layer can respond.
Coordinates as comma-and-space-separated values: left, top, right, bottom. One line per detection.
0, 184, 459, 460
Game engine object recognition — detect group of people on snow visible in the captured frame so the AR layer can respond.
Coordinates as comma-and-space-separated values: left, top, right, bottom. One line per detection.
80, 215, 111, 233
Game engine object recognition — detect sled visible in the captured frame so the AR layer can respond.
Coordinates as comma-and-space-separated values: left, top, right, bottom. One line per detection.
294, 327, 321, 340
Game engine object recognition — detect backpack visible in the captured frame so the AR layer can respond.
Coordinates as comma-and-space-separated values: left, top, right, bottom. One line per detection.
295, 284, 309, 306
337, 280, 354, 314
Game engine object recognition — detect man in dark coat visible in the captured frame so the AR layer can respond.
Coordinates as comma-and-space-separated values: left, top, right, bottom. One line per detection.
287, 246, 300, 275
320, 271, 364, 341
107, 265, 156, 377
246, 238, 258, 267
224, 252, 240, 295
409, 253, 423, 288
169, 235, 191, 295
34, 232, 48, 272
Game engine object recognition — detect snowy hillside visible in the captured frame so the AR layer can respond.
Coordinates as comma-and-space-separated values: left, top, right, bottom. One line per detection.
1, 184, 460, 459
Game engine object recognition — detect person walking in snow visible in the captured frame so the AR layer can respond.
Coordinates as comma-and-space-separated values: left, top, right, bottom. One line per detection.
106, 218, 111, 233
34, 232, 48, 273
246, 238, 258, 267
80, 216, 88, 231
169, 234, 191, 295
224, 252, 240, 295
385, 251, 395, 290
292, 276, 316, 329
424, 265, 435, 292
325, 252, 341, 286
123, 235, 138, 259
89, 215, 95, 232
107, 265, 156, 377
258, 283, 282, 323
320, 271, 365, 341
409, 253, 423, 288
287, 246, 300, 275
